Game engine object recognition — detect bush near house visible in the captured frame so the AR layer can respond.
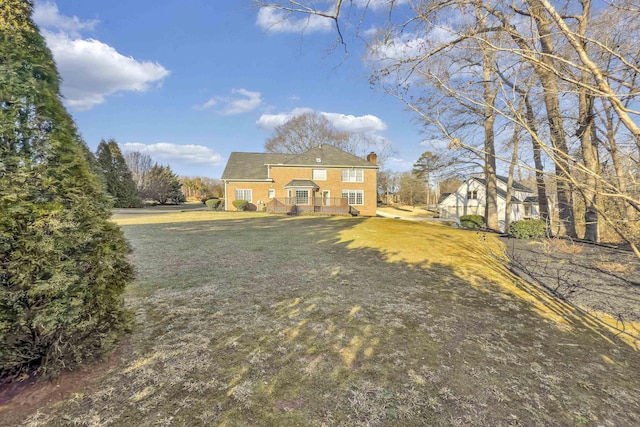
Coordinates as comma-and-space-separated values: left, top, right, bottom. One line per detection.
232, 199, 248, 211
460, 215, 485, 229
508, 219, 547, 239
205, 199, 223, 210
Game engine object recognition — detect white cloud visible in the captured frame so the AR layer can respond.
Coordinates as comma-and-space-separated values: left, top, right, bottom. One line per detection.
256, 107, 314, 130
256, 108, 387, 134
256, 8, 333, 33
353, 0, 409, 11
365, 27, 457, 71
122, 142, 224, 165
33, 1, 98, 36
322, 112, 387, 133
34, 1, 169, 110
197, 89, 262, 115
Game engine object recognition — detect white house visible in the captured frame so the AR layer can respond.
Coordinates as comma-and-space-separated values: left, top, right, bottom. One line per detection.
437, 175, 541, 230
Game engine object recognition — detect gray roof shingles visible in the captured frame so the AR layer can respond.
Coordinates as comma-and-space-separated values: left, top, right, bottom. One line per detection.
221, 145, 377, 181
284, 179, 320, 188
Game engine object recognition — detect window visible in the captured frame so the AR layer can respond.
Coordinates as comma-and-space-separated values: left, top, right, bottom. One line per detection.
312, 169, 327, 181
235, 189, 252, 203
268, 189, 275, 199
467, 190, 478, 200
295, 190, 309, 205
524, 205, 532, 218
342, 169, 364, 182
342, 190, 364, 205
322, 190, 330, 206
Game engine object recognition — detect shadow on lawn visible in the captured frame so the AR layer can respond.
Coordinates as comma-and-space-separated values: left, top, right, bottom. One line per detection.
6, 214, 640, 426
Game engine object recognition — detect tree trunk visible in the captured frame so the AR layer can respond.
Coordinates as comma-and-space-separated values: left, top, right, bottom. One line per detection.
529, 0, 577, 237
575, 1, 600, 242
479, 7, 500, 231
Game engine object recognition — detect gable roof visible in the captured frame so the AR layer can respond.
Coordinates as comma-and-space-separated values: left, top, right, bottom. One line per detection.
221, 152, 289, 180
471, 178, 523, 203
496, 175, 533, 192
279, 145, 376, 168
221, 145, 377, 181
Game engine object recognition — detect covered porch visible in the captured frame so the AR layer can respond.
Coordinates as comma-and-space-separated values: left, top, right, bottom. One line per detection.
266, 180, 356, 215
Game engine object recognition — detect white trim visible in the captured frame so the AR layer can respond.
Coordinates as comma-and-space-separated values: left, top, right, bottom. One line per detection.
235, 189, 253, 203
342, 169, 364, 183
312, 169, 327, 181
342, 189, 364, 206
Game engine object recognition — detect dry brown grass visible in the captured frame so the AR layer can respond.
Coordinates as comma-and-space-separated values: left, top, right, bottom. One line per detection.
540, 237, 584, 255
7, 213, 640, 426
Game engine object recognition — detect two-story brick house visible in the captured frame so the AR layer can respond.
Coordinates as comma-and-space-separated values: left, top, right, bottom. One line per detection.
221, 145, 379, 216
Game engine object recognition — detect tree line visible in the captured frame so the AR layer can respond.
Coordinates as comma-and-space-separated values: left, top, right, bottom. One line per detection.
255, 0, 640, 257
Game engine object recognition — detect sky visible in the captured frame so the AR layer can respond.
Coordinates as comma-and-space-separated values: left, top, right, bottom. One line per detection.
32, 0, 429, 178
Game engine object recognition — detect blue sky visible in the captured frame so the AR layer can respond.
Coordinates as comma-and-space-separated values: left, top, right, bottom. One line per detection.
33, 0, 427, 178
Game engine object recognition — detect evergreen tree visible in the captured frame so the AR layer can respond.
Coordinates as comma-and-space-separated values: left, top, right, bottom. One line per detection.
0, 1, 134, 378
142, 164, 185, 205
96, 139, 142, 208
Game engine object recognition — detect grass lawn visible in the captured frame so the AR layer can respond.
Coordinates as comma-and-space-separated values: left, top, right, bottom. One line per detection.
16, 212, 640, 426
376, 205, 437, 219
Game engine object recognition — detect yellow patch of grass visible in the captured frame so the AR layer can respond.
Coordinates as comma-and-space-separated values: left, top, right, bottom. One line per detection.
377, 205, 436, 219
130, 386, 157, 402
122, 353, 161, 374
112, 210, 269, 226
587, 311, 640, 350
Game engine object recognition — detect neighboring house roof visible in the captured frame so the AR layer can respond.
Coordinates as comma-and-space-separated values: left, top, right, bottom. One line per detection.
437, 193, 452, 204
496, 175, 533, 192
473, 178, 526, 202
222, 145, 377, 181
284, 179, 320, 188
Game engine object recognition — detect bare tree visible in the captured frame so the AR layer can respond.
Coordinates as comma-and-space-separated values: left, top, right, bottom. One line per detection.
265, 111, 395, 164
253, 0, 640, 257
124, 151, 153, 191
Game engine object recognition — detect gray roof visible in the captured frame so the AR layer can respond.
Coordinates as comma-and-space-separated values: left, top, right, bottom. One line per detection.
221, 152, 289, 180
280, 145, 376, 168
284, 179, 320, 188
473, 178, 522, 203
496, 175, 533, 192
221, 145, 377, 181
524, 196, 539, 203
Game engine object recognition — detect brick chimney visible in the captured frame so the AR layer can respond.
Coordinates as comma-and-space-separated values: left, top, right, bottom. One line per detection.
366, 152, 377, 165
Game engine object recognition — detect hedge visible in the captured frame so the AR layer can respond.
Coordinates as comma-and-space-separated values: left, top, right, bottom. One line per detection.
459, 214, 485, 229
508, 219, 547, 239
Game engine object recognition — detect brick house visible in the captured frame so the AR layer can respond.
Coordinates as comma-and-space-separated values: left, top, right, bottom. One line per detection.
221, 145, 379, 216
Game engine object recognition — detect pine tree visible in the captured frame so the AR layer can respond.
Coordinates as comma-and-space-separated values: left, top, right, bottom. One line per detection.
96, 139, 142, 208
142, 164, 185, 205
0, 1, 134, 378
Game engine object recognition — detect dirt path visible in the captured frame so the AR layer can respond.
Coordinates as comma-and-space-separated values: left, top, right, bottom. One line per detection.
0, 344, 126, 425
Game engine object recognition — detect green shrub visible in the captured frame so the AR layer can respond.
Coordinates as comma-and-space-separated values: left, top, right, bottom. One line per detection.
205, 199, 223, 210
459, 214, 485, 229
232, 199, 249, 211
508, 219, 547, 239
1, 4, 134, 379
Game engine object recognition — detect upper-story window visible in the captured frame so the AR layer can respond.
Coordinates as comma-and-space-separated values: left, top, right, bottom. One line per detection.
467, 190, 478, 200
312, 169, 327, 181
342, 169, 364, 182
